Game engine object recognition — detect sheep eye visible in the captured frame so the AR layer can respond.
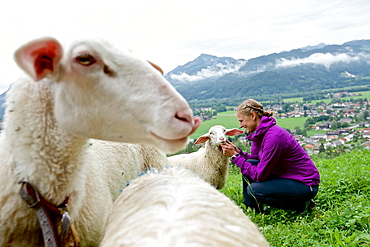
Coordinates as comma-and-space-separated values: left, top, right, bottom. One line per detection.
76, 54, 96, 66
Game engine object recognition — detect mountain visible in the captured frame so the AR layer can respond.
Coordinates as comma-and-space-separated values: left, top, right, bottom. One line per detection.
1, 40, 370, 118
165, 40, 370, 101
0, 91, 6, 120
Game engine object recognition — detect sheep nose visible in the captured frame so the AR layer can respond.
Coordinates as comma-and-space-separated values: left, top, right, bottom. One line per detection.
175, 109, 201, 135
175, 109, 193, 124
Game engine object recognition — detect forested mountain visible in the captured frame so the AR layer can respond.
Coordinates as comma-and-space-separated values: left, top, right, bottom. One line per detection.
165, 39, 370, 102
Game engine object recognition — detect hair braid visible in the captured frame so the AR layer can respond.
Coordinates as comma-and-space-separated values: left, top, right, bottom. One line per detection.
236, 99, 273, 118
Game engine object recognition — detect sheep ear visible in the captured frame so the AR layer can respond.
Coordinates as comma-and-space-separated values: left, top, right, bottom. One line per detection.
14, 37, 63, 82
147, 61, 164, 75
225, 128, 244, 136
194, 134, 210, 144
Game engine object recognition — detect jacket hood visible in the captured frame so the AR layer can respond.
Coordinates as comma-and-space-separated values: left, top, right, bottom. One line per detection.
245, 116, 276, 142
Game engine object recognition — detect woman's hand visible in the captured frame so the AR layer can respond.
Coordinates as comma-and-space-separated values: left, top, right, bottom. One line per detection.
220, 140, 239, 157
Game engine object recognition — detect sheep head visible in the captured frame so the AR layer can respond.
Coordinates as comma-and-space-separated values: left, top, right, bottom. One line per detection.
14, 37, 201, 154
194, 125, 243, 146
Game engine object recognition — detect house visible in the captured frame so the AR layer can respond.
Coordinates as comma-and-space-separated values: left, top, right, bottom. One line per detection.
326, 135, 338, 142
338, 128, 351, 135
339, 118, 352, 124
342, 134, 354, 142
311, 134, 327, 140
324, 142, 335, 149
304, 144, 315, 150
326, 131, 339, 136
361, 132, 370, 139
323, 121, 332, 126
315, 123, 330, 130
293, 135, 303, 141
359, 122, 370, 128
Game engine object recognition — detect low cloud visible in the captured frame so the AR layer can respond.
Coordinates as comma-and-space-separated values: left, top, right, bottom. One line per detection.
170, 61, 246, 82
275, 53, 361, 69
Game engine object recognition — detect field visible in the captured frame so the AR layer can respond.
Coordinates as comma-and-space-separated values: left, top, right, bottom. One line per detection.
190, 112, 309, 140
283, 90, 370, 104
220, 149, 370, 246
190, 90, 370, 139
189, 111, 239, 139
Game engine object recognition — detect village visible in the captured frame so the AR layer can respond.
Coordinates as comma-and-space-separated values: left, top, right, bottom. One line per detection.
194, 92, 370, 154
258, 94, 370, 153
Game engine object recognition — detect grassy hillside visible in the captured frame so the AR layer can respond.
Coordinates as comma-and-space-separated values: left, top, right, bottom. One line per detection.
221, 149, 370, 246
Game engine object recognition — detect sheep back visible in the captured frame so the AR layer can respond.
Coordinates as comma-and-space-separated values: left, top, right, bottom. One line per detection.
100, 166, 269, 247
167, 143, 230, 189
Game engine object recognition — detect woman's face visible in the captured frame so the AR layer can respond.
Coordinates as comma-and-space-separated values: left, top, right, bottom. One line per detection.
237, 112, 259, 133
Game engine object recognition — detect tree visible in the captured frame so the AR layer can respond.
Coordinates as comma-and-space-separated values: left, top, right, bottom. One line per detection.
357, 113, 365, 122
306, 118, 316, 124
341, 122, 350, 128
319, 143, 325, 153
294, 126, 303, 135
331, 120, 339, 130
364, 111, 369, 120
302, 129, 307, 137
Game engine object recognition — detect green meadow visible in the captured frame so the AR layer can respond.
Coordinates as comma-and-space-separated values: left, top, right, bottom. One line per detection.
283, 90, 370, 103
190, 111, 239, 139
190, 112, 309, 139
191, 90, 370, 139
221, 149, 370, 246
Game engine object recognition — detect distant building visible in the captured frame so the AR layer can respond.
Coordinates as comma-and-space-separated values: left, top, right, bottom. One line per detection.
311, 134, 327, 140
315, 123, 330, 130
326, 131, 339, 136
339, 118, 352, 124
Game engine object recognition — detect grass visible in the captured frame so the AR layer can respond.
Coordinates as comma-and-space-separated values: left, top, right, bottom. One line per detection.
220, 149, 370, 246
275, 117, 309, 130
190, 111, 239, 140
190, 113, 311, 140
283, 90, 370, 103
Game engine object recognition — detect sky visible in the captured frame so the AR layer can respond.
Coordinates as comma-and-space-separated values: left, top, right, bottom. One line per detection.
1, 0, 370, 94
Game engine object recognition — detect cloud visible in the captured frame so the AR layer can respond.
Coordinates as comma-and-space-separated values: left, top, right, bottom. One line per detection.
169, 60, 246, 82
275, 53, 361, 69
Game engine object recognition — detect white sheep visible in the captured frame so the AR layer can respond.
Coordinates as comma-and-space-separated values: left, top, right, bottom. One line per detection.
0, 36, 200, 246
88, 141, 169, 201
168, 125, 243, 189
100, 166, 269, 247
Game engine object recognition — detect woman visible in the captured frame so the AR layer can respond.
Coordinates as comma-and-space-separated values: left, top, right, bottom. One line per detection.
221, 99, 320, 213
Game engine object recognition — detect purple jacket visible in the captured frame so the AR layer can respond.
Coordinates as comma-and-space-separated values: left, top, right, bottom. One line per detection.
233, 116, 320, 186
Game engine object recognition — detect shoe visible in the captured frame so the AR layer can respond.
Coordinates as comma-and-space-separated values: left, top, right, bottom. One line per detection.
308, 199, 316, 212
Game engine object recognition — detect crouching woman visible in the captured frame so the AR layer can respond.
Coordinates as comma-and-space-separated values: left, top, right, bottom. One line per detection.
221, 99, 320, 213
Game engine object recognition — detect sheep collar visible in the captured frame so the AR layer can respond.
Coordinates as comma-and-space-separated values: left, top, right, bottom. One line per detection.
19, 181, 80, 247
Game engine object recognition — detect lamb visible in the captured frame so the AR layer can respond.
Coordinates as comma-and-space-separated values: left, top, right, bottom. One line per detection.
100, 166, 269, 247
168, 125, 243, 189
0, 36, 200, 246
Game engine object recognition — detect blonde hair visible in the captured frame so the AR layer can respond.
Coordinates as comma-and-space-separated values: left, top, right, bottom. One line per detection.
236, 99, 273, 118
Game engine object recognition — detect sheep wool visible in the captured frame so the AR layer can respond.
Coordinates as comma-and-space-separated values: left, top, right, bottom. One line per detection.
0, 36, 199, 246
100, 166, 270, 247
168, 125, 243, 189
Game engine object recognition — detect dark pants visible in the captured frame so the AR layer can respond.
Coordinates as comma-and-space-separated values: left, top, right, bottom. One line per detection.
242, 159, 319, 213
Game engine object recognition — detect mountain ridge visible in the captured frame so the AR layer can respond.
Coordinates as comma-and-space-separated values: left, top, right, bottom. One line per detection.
165, 39, 370, 101
1, 39, 370, 120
